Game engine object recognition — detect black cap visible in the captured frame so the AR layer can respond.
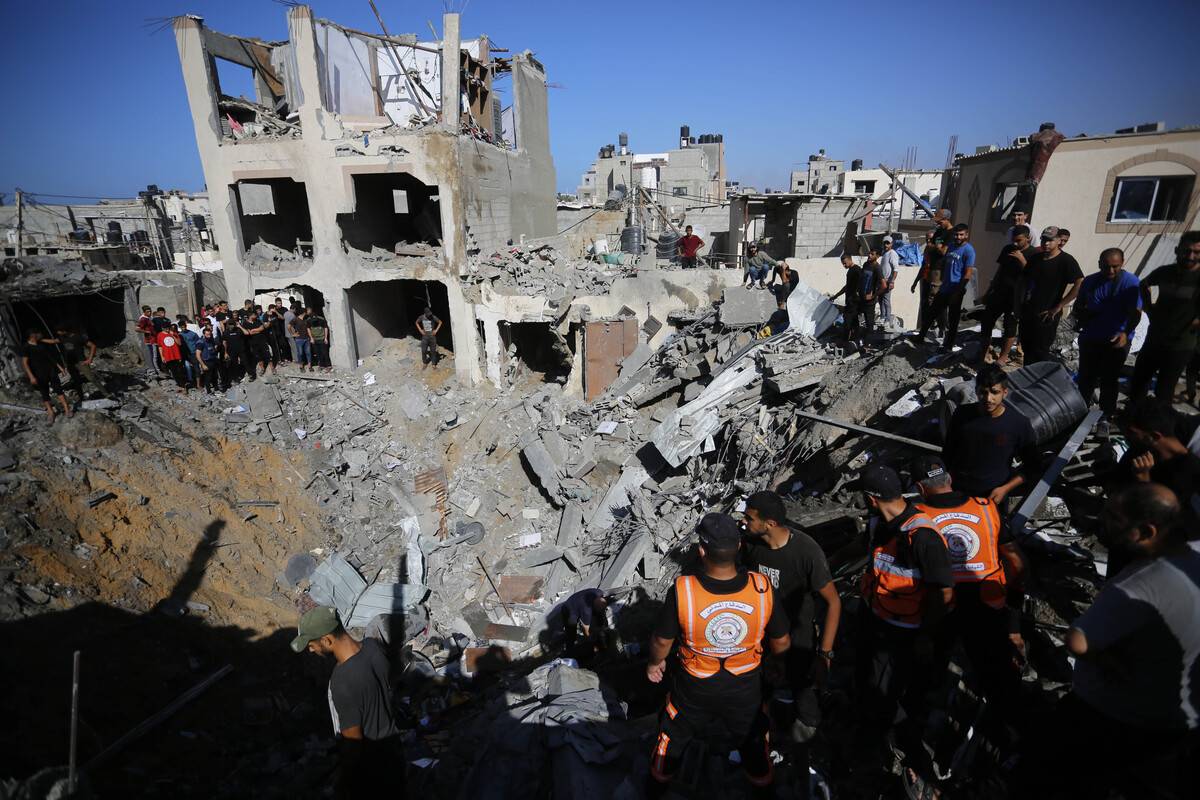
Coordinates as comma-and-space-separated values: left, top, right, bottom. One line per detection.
697, 512, 740, 550
910, 454, 948, 484
860, 464, 903, 500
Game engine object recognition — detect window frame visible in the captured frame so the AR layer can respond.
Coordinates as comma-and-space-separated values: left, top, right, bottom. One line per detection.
988, 181, 1036, 224
1107, 175, 1194, 223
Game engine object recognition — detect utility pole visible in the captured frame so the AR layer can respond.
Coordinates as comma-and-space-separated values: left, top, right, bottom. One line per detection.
184, 214, 197, 315
15, 189, 23, 257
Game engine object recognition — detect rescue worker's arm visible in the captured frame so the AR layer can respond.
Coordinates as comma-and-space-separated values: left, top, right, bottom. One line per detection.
911, 527, 954, 634
767, 634, 790, 655
647, 588, 681, 683
815, 581, 841, 659
646, 636, 673, 683
433, 317, 443, 335
413, 320, 425, 337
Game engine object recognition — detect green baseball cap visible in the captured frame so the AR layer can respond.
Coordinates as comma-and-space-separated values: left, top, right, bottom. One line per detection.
290, 606, 340, 653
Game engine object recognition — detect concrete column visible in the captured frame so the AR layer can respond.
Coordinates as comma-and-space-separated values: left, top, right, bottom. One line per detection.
480, 314, 504, 385
444, 279, 480, 384
173, 17, 222, 147
287, 6, 325, 135
440, 13, 461, 132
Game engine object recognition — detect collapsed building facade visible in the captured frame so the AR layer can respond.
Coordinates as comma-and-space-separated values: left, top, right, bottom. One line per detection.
174, 6, 557, 384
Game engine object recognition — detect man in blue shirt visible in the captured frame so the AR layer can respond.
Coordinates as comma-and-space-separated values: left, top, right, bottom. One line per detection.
1076, 247, 1141, 415
915, 223, 975, 350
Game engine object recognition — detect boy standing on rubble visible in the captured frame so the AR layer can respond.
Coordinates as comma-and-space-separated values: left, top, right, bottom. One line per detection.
943, 365, 1037, 505
741, 491, 841, 798
646, 513, 790, 798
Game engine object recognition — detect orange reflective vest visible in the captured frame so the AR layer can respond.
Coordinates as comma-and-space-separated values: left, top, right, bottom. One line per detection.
675, 571, 773, 678
861, 512, 940, 629
916, 496, 1008, 610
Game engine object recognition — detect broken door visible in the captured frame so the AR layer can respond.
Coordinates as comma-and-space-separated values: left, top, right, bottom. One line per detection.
582, 318, 638, 401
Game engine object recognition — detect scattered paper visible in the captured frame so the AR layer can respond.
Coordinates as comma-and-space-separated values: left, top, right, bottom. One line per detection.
885, 389, 922, 418
293, 428, 307, 440
363, 372, 377, 386
518, 532, 542, 547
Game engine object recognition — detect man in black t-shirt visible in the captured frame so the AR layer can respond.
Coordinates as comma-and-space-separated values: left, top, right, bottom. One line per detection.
978, 225, 1033, 365
1018, 225, 1083, 364
646, 513, 789, 796
834, 254, 875, 348
1130, 231, 1200, 402
742, 491, 840, 797
1120, 400, 1200, 531
20, 329, 72, 424
239, 310, 273, 380
223, 313, 250, 383
292, 607, 402, 799
943, 365, 1038, 502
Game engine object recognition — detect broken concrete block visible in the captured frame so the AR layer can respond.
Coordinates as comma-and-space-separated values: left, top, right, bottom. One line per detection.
641, 552, 662, 580
557, 503, 584, 549
521, 440, 563, 504
600, 532, 651, 590
517, 545, 564, 568
245, 380, 283, 421
395, 383, 429, 420
570, 459, 597, 479
720, 286, 777, 328
541, 429, 568, 467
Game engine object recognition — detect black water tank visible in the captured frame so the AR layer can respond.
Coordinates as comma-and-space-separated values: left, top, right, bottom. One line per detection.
105, 221, 122, 244
851, 159, 864, 171
620, 225, 645, 255
657, 230, 681, 262
680, 125, 690, 139
716, 134, 723, 142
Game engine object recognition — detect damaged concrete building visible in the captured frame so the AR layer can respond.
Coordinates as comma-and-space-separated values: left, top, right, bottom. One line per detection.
173, 6, 556, 383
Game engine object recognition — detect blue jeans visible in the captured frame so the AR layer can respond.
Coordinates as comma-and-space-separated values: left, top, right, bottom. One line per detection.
748, 264, 769, 283
294, 337, 311, 366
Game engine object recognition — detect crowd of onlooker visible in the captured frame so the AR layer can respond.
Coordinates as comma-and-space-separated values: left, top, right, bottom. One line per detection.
133, 296, 334, 394
17, 294, 334, 424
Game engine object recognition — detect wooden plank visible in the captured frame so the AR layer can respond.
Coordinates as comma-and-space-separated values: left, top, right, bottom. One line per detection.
497, 575, 544, 603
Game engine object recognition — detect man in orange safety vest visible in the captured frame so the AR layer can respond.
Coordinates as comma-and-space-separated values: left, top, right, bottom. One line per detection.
645, 512, 790, 798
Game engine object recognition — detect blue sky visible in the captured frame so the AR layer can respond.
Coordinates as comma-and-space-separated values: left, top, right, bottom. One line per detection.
1, 0, 1198, 199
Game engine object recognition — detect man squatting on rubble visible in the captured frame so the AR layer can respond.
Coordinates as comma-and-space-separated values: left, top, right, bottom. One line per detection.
745, 243, 780, 290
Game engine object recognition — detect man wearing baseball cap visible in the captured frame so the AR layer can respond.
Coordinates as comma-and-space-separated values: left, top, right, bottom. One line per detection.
878, 236, 900, 325
855, 464, 953, 763
1017, 225, 1082, 364
292, 606, 402, 797
911, 454, 1028, 704
646, 513, 790, 798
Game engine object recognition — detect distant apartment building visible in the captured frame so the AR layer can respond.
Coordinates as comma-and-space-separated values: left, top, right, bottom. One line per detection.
577, 126, 726, 205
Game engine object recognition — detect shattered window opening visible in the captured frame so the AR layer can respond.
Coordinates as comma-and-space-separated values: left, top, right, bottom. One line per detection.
338, 173, 443, 254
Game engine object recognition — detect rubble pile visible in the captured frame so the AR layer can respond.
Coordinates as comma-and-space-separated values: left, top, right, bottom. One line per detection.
0, 277, 1135, 796
244, 240, 308, 272
465, 239, 635, 296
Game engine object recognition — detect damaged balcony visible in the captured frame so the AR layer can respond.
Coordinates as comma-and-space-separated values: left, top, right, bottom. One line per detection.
198, 24, 301, 142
